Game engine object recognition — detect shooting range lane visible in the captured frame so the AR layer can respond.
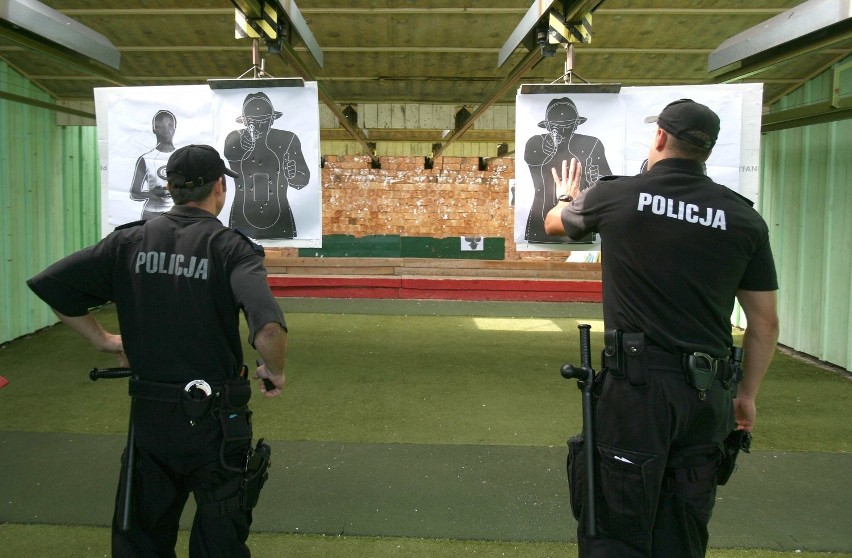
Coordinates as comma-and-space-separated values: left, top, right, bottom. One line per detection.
0, 431, 850, 551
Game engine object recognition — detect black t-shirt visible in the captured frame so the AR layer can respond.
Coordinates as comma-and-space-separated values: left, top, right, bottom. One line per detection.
561, 158, 778, 356
27, 205, 286, 384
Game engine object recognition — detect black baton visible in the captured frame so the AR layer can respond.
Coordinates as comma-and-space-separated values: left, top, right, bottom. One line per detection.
256, 359, 276, 392
561, 324, 598, 538
90, 367, 134, 533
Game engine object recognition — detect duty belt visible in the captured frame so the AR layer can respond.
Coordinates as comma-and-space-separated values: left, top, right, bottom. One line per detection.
647, 345, 738, 399
129, 378, 225, 426
129, 378, 222, 403
604, 330, 743, 399
645, 346, 729, 375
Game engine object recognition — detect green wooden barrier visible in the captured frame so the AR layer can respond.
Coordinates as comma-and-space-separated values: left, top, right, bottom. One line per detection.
299, 235, 504, 260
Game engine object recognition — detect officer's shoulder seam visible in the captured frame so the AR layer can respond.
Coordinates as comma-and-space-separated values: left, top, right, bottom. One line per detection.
232, 227, 265, 256
114, 219, 146, 231
596, 174, 626, 183
722, 187, 755, 207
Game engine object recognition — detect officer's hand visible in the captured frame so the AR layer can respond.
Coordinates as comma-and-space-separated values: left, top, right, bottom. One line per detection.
254, 363, 285, 398
733, 396, 756, 432
98, 333, 128, 368
551, 158, 582, 200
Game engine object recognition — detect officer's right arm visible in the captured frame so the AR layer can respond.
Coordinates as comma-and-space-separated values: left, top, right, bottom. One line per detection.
734, 289, 779, 431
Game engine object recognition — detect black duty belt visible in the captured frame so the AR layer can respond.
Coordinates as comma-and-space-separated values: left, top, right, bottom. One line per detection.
646, 346, 730, 376
129, 377, 252, 426
646, 345, 732, 379
604, 330, 742, 398
129, 378, 222, 403
646, 344, 739, 399
129, 378, 225, 425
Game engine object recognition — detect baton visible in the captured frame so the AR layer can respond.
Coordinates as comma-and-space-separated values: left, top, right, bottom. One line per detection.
256, 359, 277, 392
561, 324, 597, 538
90, 367, 134, 533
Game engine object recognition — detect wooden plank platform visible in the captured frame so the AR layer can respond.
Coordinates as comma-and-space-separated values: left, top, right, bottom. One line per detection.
265, 257, 601, 280
265, 257, 602, 302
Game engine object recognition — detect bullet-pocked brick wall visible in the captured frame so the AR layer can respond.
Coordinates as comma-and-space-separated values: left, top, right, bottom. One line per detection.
269, 155, 567, 263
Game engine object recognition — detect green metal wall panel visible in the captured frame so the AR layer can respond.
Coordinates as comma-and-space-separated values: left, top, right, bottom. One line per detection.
762, 57, 852, 371
1, 62, 100, 344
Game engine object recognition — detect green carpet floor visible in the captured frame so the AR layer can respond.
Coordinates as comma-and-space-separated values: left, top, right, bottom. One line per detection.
1, 299, 849, 554
0, 432, 849, 551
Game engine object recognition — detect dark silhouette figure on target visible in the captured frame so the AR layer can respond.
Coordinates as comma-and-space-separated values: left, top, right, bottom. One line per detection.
225, 92, 310, 239
524, 97, 611, 242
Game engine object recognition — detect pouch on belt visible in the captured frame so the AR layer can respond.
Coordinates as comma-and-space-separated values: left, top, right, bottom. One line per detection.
603, 329, 624, 376
622, 332, 647, 388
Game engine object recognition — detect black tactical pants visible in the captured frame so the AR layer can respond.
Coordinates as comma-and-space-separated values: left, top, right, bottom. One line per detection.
111, 400, 253, 558
570, 355, 734, 557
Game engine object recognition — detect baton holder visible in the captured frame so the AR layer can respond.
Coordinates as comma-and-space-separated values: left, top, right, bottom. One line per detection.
560, 324, 598, 538
90, 367, 134, 533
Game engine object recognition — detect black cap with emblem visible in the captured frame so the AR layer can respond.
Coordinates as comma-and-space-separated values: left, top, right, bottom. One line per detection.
166, 144, 238, 188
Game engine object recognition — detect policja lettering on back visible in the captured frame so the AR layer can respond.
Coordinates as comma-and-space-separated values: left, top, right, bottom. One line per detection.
637, 192, 727, 230
135, 251, 209, 279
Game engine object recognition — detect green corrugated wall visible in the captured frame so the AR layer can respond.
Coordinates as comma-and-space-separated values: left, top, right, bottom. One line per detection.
1, 62, 101, 343
761, 60, 852, 372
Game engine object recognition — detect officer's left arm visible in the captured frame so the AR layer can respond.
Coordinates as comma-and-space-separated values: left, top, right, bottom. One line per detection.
253, 322, 288, 397
229, 246, 288, 341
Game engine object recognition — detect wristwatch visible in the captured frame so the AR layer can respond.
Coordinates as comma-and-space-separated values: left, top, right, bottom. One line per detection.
557, 193, 573, 203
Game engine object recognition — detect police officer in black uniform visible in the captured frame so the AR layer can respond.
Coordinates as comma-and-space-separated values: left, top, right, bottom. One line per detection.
544, 100, 780, 557
27, 144, 289, 557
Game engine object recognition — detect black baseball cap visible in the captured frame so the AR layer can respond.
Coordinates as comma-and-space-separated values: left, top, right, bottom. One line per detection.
166, 144, 238, 188
644, 99, 720, 150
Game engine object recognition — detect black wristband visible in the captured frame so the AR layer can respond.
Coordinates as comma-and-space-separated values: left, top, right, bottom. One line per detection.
557, 193, 573, 203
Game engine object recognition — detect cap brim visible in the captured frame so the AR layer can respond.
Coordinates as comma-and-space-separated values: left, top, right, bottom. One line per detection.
224, 168, 239, 178
644, 115, 659, 124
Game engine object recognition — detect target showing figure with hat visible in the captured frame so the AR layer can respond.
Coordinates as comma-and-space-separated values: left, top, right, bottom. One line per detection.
223, 91, 312, 240
522, 96, 613, 243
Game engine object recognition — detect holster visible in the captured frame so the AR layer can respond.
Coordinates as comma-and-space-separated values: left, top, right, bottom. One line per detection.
241, 438, 272, 511
195, 438, 273, 516
566, 434, 587, 522
217, 378, 254, 472
717, 429, 752, 485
